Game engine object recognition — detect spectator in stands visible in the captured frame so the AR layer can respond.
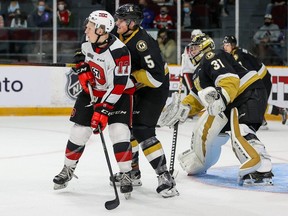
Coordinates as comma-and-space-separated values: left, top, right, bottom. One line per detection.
10, 9, 27, 28
27, 0, 52, 27
0, 14, 4, 27
0, 14, 10, 55
270, 0, 288, 29
57, 0, 72, 27
208, 0, 221, 28
153, 5, 174, 29
6, 1, 20, 26
181, 0, 201, 29
139, 0, 155, 29
253, 14, 285, 65
157, 28, 177, 64
265, 0, 287, 14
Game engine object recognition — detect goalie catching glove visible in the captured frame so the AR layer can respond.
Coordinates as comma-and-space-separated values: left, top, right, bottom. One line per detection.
91, 103, 113, 134
198, 87, 230, 116
76, 62, 96, 94
157, 92, 190, 127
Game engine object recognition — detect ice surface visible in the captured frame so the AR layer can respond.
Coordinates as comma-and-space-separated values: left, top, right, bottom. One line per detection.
1, 116, 288, 216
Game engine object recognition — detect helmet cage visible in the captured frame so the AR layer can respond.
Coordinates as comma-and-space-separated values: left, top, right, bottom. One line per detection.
187, 34, 215, 66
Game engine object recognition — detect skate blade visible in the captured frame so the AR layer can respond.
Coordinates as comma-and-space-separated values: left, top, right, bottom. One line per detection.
260, 125, 269, 130
241, 178, 273, 186
53, 182, 68, 190
124, 192, 131, 200
159, 188, 180, 198
110, 179, 142, 187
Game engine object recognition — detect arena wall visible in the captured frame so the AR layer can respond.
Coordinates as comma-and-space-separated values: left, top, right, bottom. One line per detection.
1, 65, 287, 121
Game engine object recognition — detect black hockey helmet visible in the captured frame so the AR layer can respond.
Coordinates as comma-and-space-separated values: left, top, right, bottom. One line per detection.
223, 35, 237, 45
114, 4, 144, 26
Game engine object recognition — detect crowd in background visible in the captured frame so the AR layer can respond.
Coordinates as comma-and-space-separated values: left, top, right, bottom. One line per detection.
0, 0, 287, 65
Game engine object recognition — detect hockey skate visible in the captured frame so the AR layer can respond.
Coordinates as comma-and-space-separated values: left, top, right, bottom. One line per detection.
119, 172, 133, 199
260, 118, 268, 130
241, 171, 274, 186
110, 170, 142, 187
156, 171, 179, 198
53, 165, 78, 190
279, 108, 287, 125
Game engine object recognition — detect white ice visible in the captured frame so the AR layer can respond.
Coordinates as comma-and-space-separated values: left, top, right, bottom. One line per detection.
1, 116, 288, 216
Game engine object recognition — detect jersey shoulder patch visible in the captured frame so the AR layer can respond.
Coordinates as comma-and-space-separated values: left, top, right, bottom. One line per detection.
205, 51, 215, 60
136, 40, 148, 52
233, 54, 239, 61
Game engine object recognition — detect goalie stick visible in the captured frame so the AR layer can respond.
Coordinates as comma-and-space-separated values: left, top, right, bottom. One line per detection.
169, 76, 183, 176
87, 83, 120, 210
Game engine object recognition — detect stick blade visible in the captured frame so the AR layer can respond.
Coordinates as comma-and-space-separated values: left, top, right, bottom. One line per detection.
105, 198, 120, 210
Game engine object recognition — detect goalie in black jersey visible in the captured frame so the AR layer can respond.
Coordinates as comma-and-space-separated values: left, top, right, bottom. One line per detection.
159, 33, 274, 186
222, 35, 287, 127
111, 3, 179, 198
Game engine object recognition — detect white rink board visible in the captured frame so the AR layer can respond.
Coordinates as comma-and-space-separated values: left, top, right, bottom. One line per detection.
0, 65, 288, 108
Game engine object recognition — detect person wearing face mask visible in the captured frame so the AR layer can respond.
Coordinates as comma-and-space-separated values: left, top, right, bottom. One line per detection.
153, 5, 174, 29
181, 1, 200, 29
57, 0, 72, 27
253, 14, 283, 65
27, 0, 52, 27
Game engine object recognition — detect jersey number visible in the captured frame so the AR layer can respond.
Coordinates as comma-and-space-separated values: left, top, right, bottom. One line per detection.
117, 61, 129, 75
211, 59, 225, 70
144, 55, 155, 69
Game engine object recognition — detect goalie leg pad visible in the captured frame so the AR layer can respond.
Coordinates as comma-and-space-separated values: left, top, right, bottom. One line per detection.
178, 149, 206, 175
230, 108, 261, 179
178, 111, 229, 175
245, 135, 272, 173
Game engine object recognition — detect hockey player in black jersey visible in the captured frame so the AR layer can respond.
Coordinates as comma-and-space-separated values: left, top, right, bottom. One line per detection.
222, 35, 287, 126
160, 33, 274, 186
111, 3, 179, 198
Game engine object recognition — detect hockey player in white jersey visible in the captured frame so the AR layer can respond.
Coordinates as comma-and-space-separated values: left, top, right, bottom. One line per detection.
53, 10, 135, 197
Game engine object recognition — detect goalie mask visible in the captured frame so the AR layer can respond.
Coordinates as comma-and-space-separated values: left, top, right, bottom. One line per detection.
187, 34, 215, 66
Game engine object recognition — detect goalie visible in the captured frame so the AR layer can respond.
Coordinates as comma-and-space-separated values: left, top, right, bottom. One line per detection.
158, 34, 274, 186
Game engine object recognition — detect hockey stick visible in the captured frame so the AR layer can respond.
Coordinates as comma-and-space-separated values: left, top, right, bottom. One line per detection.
169, 76, 183, 176
98, 125, 120, 210
87, 83, 119, 210
1, 62, 76, 67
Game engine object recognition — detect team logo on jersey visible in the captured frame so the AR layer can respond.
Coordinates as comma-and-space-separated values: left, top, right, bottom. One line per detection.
205, 51, 215, 60
65, 68, 82, 100
233, 54, 239, 61
136, 40, 148, 52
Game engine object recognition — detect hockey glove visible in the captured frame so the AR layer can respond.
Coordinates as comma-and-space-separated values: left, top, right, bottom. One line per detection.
91, 103, 114, 134
73, 48, 85, 64
157, 92, 190, 127
76, 62, 96, 94
198, 87, 229, 116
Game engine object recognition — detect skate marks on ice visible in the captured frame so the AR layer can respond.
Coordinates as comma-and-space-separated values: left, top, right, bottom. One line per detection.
190, 163, 288, 193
